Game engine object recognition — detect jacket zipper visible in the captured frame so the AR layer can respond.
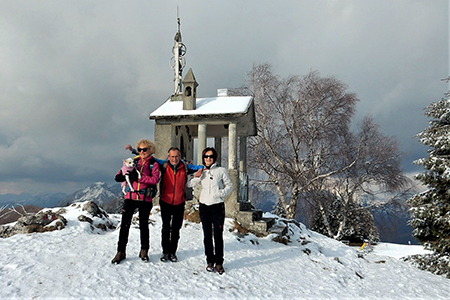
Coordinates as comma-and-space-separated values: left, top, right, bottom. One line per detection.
136, 159, 146, 201
171, 165, 177, 205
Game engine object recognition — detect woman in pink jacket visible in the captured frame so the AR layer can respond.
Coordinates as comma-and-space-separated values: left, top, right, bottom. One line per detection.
111, 139, 160, 264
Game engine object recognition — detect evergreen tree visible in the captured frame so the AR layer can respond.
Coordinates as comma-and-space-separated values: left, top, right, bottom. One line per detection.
272, 198, 286, 219
408, 92, 450, 254
310, 191, 379, 243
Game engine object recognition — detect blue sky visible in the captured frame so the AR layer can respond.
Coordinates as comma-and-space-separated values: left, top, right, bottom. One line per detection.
0, 0, 448, 194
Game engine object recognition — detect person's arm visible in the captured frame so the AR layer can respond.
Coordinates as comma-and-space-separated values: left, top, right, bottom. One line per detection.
114, 170, 126, 182
154, 157, 166, 165
187, 169, 202, 188
125, 144, 138, 156
186, 162, 203, 173
219, 168, 233, 198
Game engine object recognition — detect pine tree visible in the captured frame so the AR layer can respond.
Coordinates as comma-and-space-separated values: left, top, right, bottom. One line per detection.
408, 92, 450, 254
272, 198, 286, 219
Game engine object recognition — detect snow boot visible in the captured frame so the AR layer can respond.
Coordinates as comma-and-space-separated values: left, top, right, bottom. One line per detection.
160, 253, 169, 262
206, 263, 214, 272
168, 254, 178, 262
215, 264, 225, 275
139, 249, 149, 262
111, 251, 126, 264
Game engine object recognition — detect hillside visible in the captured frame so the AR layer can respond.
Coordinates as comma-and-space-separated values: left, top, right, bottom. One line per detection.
0, 201, 448, 299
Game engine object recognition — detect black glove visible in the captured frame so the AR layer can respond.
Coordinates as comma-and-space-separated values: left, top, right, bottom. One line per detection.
127, 169, 139, 183
115, 171, 126, 182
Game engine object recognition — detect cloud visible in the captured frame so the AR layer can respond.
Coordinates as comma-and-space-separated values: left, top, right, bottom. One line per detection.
0, 0, 447, 194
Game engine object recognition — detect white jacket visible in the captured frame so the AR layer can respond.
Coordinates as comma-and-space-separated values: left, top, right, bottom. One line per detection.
187, 163, 233, 206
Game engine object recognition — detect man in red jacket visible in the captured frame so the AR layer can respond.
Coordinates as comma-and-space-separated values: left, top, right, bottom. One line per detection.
125, 144, 202, 262
159, 147, 190, 262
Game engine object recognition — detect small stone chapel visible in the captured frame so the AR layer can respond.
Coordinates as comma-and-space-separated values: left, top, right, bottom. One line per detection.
149, 19, 274, 234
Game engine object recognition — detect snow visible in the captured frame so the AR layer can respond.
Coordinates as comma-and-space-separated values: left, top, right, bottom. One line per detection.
150, 96, 253, 117
0, 202, 449, 300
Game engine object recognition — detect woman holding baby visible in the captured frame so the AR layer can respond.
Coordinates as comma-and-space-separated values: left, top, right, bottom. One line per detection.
111, 139, 160, 264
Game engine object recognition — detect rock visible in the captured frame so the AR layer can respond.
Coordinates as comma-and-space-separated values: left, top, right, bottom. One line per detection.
78, 215, 93, 224
0, 211, 67, 238
82, 201, 108, 218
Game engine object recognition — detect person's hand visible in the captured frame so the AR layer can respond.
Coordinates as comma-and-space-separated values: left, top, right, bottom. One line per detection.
125, 144, 133, 152
193, 169, 203, 178
214, 190, 223, 199
115, 171, 126, 182
127, 169, 139, 183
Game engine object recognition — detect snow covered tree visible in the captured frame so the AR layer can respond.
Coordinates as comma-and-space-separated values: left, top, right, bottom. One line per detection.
318, 116, 407, 241
408, 91, 450, 254
272, 198, 287, 218
310, 190, 379, 243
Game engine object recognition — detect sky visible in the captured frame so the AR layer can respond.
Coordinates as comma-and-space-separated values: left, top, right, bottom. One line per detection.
0, 0, 448, 195
1, 202, 449, 299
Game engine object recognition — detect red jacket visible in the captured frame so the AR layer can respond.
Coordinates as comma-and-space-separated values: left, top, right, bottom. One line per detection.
160, 161, 187, 206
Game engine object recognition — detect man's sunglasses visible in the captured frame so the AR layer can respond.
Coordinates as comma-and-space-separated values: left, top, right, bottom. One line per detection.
138, 148, 148, 152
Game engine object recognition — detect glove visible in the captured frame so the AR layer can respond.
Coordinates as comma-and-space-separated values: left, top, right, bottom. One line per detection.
115, 171, 126, 182
127, 169, 139, 183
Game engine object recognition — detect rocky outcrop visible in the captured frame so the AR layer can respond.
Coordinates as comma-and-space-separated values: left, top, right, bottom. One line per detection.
0, 210, 67, 238
0, 201, 117, 238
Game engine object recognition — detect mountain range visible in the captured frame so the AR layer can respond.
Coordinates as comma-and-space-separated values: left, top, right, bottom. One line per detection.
0, 181, 414, 243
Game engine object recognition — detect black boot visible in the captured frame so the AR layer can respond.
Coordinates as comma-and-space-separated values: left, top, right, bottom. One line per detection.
215, 264, 225, 275
206, 263, 214, 272
139, 249, 149, 262
111, 251, 126, 264
160, 253, 169, 262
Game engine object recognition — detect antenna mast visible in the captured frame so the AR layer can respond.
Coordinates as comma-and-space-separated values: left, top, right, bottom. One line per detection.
170, 7, 187, 95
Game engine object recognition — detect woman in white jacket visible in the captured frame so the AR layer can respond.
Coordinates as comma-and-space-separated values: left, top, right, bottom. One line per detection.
188, 147, 232, 274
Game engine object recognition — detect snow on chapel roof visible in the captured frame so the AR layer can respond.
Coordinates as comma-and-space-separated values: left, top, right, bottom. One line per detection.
149, 95, 253, 119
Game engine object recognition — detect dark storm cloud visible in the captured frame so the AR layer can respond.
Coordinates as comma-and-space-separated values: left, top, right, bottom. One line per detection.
0, 0, 447, 194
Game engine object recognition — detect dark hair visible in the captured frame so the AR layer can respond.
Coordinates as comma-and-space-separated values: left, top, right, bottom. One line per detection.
202, 147, 218, 166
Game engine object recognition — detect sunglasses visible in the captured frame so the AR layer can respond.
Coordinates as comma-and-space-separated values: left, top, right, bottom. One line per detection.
138, 147, 148, 152
203, 155, 214, 159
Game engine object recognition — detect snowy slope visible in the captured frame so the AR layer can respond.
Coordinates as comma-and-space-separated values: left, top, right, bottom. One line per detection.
0, 202, 448, 300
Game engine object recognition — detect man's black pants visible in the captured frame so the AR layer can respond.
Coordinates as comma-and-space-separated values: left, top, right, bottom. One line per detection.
160, 200, 185, 255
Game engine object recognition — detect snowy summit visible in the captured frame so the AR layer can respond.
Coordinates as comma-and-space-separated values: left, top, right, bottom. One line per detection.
0, 201, 448, 300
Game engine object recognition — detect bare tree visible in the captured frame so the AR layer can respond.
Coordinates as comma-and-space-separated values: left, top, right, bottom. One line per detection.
245, 63, 407, 242
0, 204, 8, 218
0, 204, 30, 222
247, 64, 359, 219
317, 116, 408, 240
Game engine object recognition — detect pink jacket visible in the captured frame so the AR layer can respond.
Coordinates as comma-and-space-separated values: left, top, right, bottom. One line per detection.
117, 156, 160, 201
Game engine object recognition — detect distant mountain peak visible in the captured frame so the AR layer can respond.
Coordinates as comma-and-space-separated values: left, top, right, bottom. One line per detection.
56, 182, 121, 207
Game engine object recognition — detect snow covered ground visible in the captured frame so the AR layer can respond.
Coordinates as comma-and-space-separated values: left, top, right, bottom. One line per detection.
0, 202, 448, 300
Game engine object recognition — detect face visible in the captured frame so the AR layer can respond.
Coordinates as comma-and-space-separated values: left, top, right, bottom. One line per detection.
137, 144, 150, 159
168, 150, 181, 165
203, 150, 214, 167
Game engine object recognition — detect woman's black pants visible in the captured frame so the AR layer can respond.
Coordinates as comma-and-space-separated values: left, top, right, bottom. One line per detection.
117, 198, 153, 252
199, 202, 225, 265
